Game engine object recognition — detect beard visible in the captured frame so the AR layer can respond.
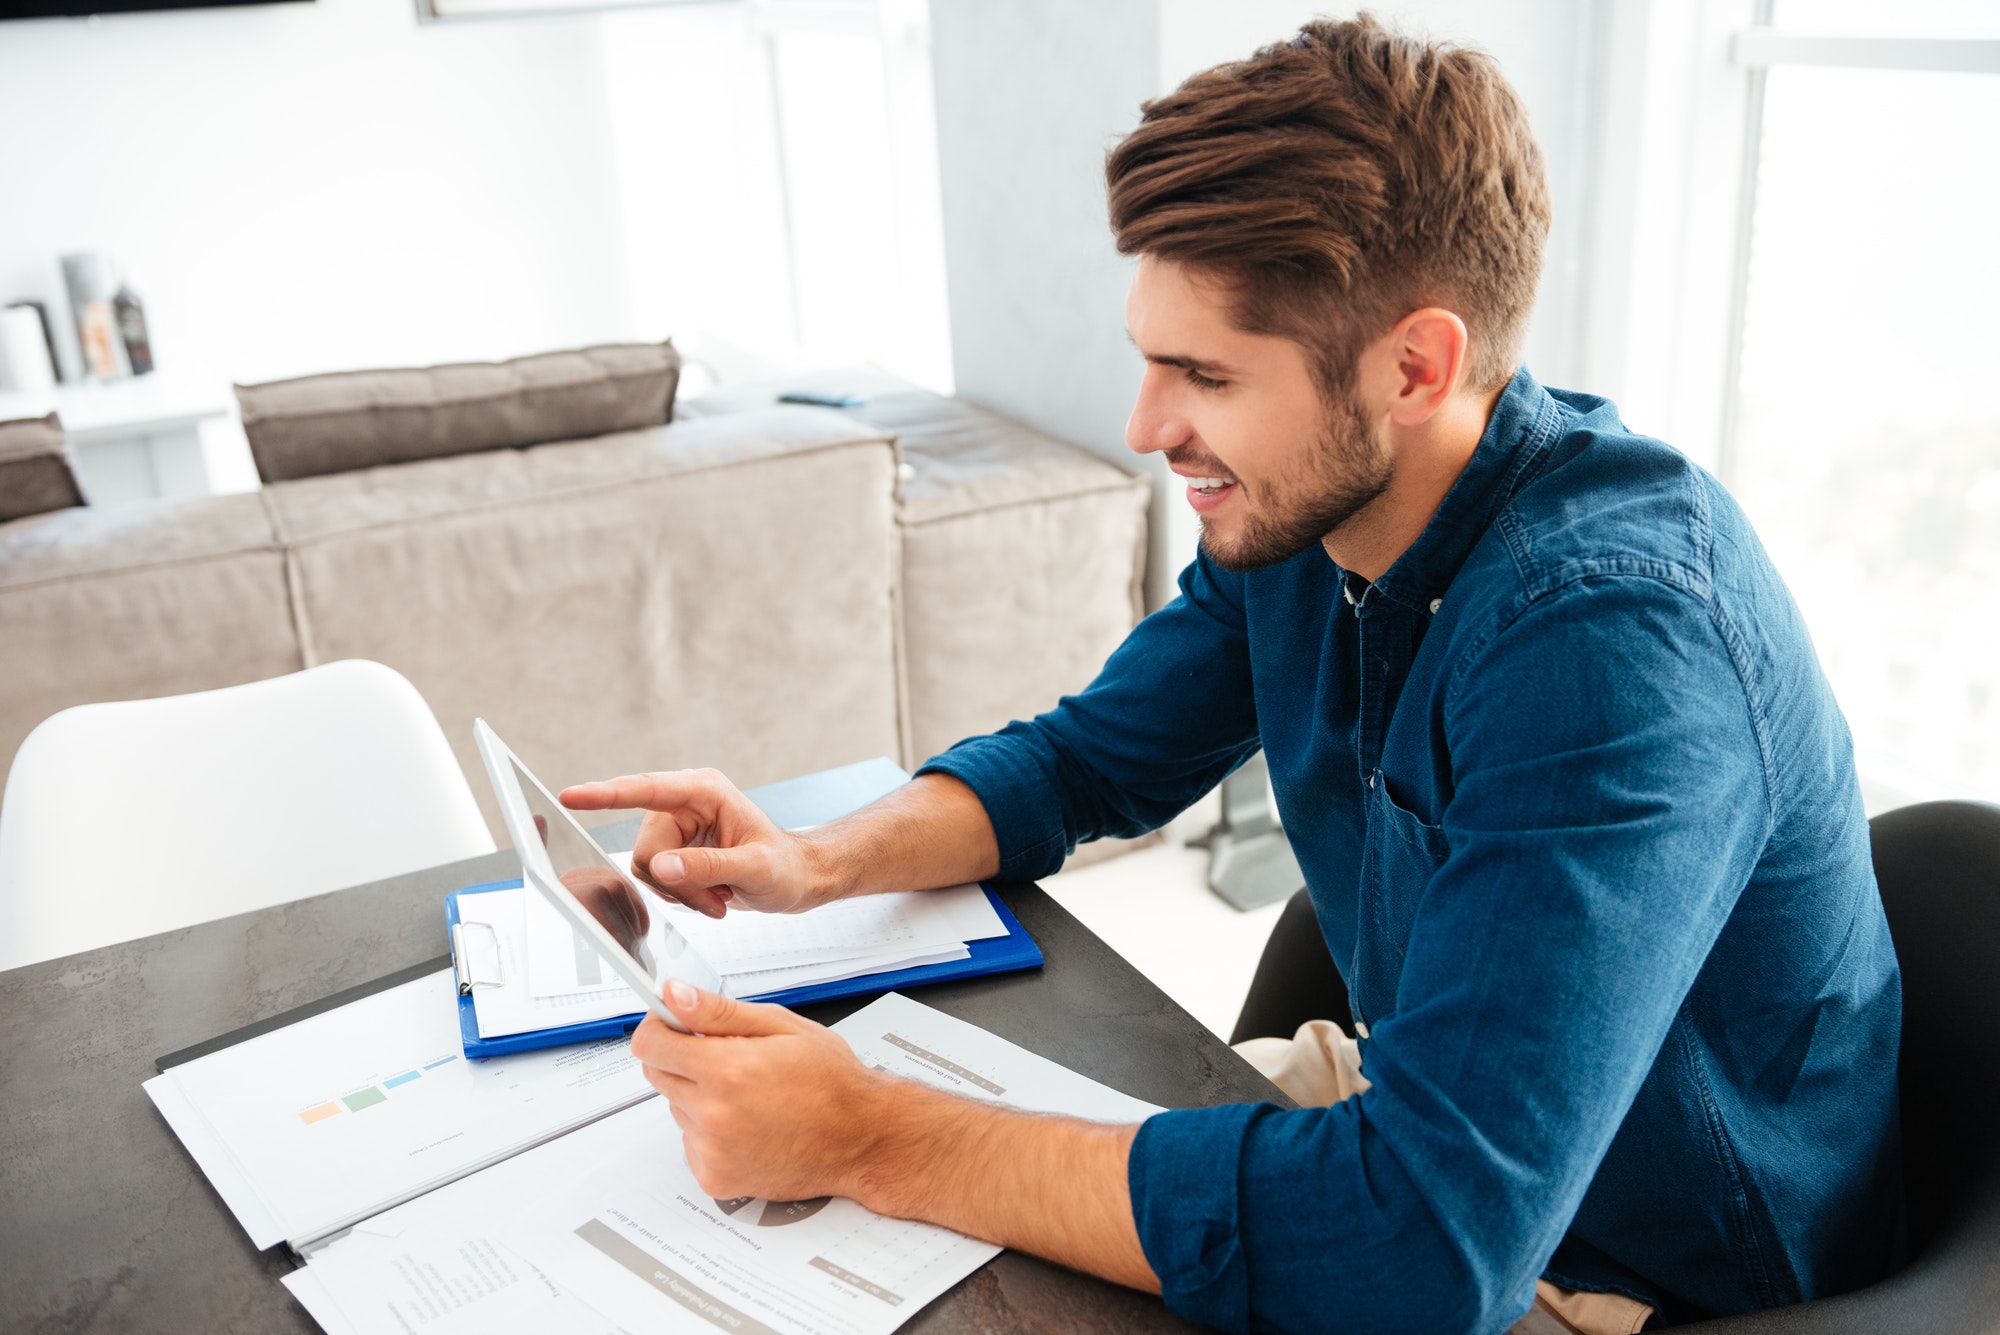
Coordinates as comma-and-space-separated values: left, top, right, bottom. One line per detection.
1181, 393, 1391, 573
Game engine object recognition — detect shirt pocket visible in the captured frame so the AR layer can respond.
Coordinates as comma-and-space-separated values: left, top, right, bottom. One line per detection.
1352, 771, 1452, 1027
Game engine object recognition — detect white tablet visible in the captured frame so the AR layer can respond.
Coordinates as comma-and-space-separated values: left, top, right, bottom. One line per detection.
473, 718, 721, 1033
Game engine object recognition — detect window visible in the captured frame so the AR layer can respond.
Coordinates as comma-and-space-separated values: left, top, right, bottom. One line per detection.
596, 0, 951, 392
1726, 6, 2000, 806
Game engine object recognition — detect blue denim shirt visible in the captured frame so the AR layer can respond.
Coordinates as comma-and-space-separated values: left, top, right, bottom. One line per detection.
919, 369, 1903, 1332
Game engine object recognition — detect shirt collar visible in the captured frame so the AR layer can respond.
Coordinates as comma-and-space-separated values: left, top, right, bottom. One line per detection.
1352, 365, 1560, 615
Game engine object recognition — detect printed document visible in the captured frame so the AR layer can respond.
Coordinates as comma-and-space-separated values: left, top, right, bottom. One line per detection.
144, 968, 652, 1250
282, 1102, 653, 1334
506, 993, 1160, 1335
477, 853, 1005, 1040
290, 993, 1162, 1335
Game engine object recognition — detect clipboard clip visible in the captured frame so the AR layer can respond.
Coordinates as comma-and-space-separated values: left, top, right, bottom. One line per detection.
450, 920, 506, 995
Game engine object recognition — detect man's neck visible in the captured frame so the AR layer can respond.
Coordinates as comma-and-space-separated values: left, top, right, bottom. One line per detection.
1321, 384, 1503, 582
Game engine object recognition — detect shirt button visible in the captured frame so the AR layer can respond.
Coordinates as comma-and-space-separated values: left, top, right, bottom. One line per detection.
1368, 773, 1377, 789
1429, 598, 1442, 614
1343, 585, 1357, 606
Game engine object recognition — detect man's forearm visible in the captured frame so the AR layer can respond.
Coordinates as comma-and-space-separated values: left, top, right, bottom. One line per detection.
801, 773, 1001, 901
847, 1076, 1159, 1292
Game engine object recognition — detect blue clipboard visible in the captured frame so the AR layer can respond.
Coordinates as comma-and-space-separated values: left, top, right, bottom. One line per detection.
446, 878, 1042, 1058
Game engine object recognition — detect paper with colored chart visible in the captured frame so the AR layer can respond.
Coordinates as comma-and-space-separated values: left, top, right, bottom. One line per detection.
281, 992, 1163, 1335
143, 967, 652, 1251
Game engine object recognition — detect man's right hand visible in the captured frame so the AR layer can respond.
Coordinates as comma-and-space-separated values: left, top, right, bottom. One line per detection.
558, 769, 820, 919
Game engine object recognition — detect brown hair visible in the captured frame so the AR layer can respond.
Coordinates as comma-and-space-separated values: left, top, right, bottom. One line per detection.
1106, 13, 1550, 397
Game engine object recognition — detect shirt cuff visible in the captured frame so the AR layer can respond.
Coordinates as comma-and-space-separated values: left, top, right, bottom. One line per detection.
1129, 1102, 1272, 1332
915, 732, 1072, 882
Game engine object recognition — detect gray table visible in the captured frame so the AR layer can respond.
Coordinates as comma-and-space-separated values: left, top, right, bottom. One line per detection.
0, 825, 1286, 1332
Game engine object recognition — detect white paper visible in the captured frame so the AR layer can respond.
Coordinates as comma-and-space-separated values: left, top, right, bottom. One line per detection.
147, 968, 654, 1250
282, 1266, 364, 1335
469, 883, 986, 1039
288, 995, 1158, 1335
470, 885, 644, 1035
837, 992, 1162, 1124
515, 1170, 991, 1335
519, 873, 1003, 999
668, 895, 967, 974
146, 1058, 289, 1248
602, 849, 1004, 975
726, 944, 969, 999
291, 1103, 655, 1334
503, 993, 1160, 1335
523, 884, 635, 999
476, 939, 970, 1039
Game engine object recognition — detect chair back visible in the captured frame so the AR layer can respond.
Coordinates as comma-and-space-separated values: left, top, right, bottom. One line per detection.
0, 660, 495, 971
1869, 799, 2000, 1254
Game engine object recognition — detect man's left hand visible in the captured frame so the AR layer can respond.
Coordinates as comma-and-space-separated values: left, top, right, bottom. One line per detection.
637, 981, 1158, 1292
634, 982, 893, 1204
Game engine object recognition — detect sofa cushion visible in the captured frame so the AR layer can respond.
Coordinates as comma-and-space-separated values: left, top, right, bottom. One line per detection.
0, 491, 300, 791
236, 342, 682, 483
681, 369, 1151, 768
266, 407, 907, 836
0, 413, 85, 522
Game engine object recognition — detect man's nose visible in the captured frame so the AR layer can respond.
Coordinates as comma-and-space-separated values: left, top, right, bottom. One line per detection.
1126, 373, 1193, 457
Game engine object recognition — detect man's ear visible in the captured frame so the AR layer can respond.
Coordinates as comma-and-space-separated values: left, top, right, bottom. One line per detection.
1372, 307, 1470, 427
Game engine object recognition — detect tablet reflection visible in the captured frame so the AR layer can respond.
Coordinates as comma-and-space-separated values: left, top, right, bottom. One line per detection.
560, 867, 652, 961
523, 782, 663, 975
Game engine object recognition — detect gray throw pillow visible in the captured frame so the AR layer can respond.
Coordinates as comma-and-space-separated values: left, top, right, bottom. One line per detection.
0, 413, 86, 522
236, 341, 682, 483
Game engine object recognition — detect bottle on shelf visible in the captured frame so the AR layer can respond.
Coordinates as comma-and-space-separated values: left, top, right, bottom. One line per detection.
113, 284, 153, 376
60, 252, 129, 382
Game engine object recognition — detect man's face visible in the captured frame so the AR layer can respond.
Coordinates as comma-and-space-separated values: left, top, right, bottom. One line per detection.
1124, 255, 1391, 572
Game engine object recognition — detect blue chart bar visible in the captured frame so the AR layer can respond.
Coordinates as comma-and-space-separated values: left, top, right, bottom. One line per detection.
422, 1056, 458, 1071
383, 1070, 421, 1089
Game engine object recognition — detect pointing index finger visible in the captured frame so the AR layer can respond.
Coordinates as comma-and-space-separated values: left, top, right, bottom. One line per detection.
558, 772, 722, 814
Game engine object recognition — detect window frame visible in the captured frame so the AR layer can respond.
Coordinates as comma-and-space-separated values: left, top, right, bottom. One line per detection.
1716, 19, 2000, 481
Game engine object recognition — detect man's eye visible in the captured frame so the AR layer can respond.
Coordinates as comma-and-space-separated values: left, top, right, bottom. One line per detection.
1184, 367, 1227, 391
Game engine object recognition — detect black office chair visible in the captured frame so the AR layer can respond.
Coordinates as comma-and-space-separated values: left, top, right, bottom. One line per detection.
1231, 801, 2000, 1331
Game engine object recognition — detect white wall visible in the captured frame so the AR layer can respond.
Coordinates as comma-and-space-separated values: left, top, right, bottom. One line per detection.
1572, 0, 1755, 473
927, 0, 1174, 603
0, 0, 638, 485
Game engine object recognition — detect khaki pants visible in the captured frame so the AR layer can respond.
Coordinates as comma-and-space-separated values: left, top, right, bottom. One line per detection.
1236, 1021, 1653, 1335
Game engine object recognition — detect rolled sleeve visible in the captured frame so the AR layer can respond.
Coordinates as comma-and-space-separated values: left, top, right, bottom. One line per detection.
916, 730, 1074, 882
1130, 1104, 1266, 1331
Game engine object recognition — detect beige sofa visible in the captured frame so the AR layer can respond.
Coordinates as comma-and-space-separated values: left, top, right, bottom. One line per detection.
0, 364, 1150, 842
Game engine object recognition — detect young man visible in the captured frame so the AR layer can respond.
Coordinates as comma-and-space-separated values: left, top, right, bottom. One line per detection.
559, 17, 1903, 1333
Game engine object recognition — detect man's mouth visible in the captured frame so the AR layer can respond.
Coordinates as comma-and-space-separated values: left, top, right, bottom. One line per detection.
1185, 475, 1234, 495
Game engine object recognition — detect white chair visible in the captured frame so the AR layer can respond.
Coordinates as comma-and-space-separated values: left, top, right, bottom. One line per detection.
0, 659, 496, 971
